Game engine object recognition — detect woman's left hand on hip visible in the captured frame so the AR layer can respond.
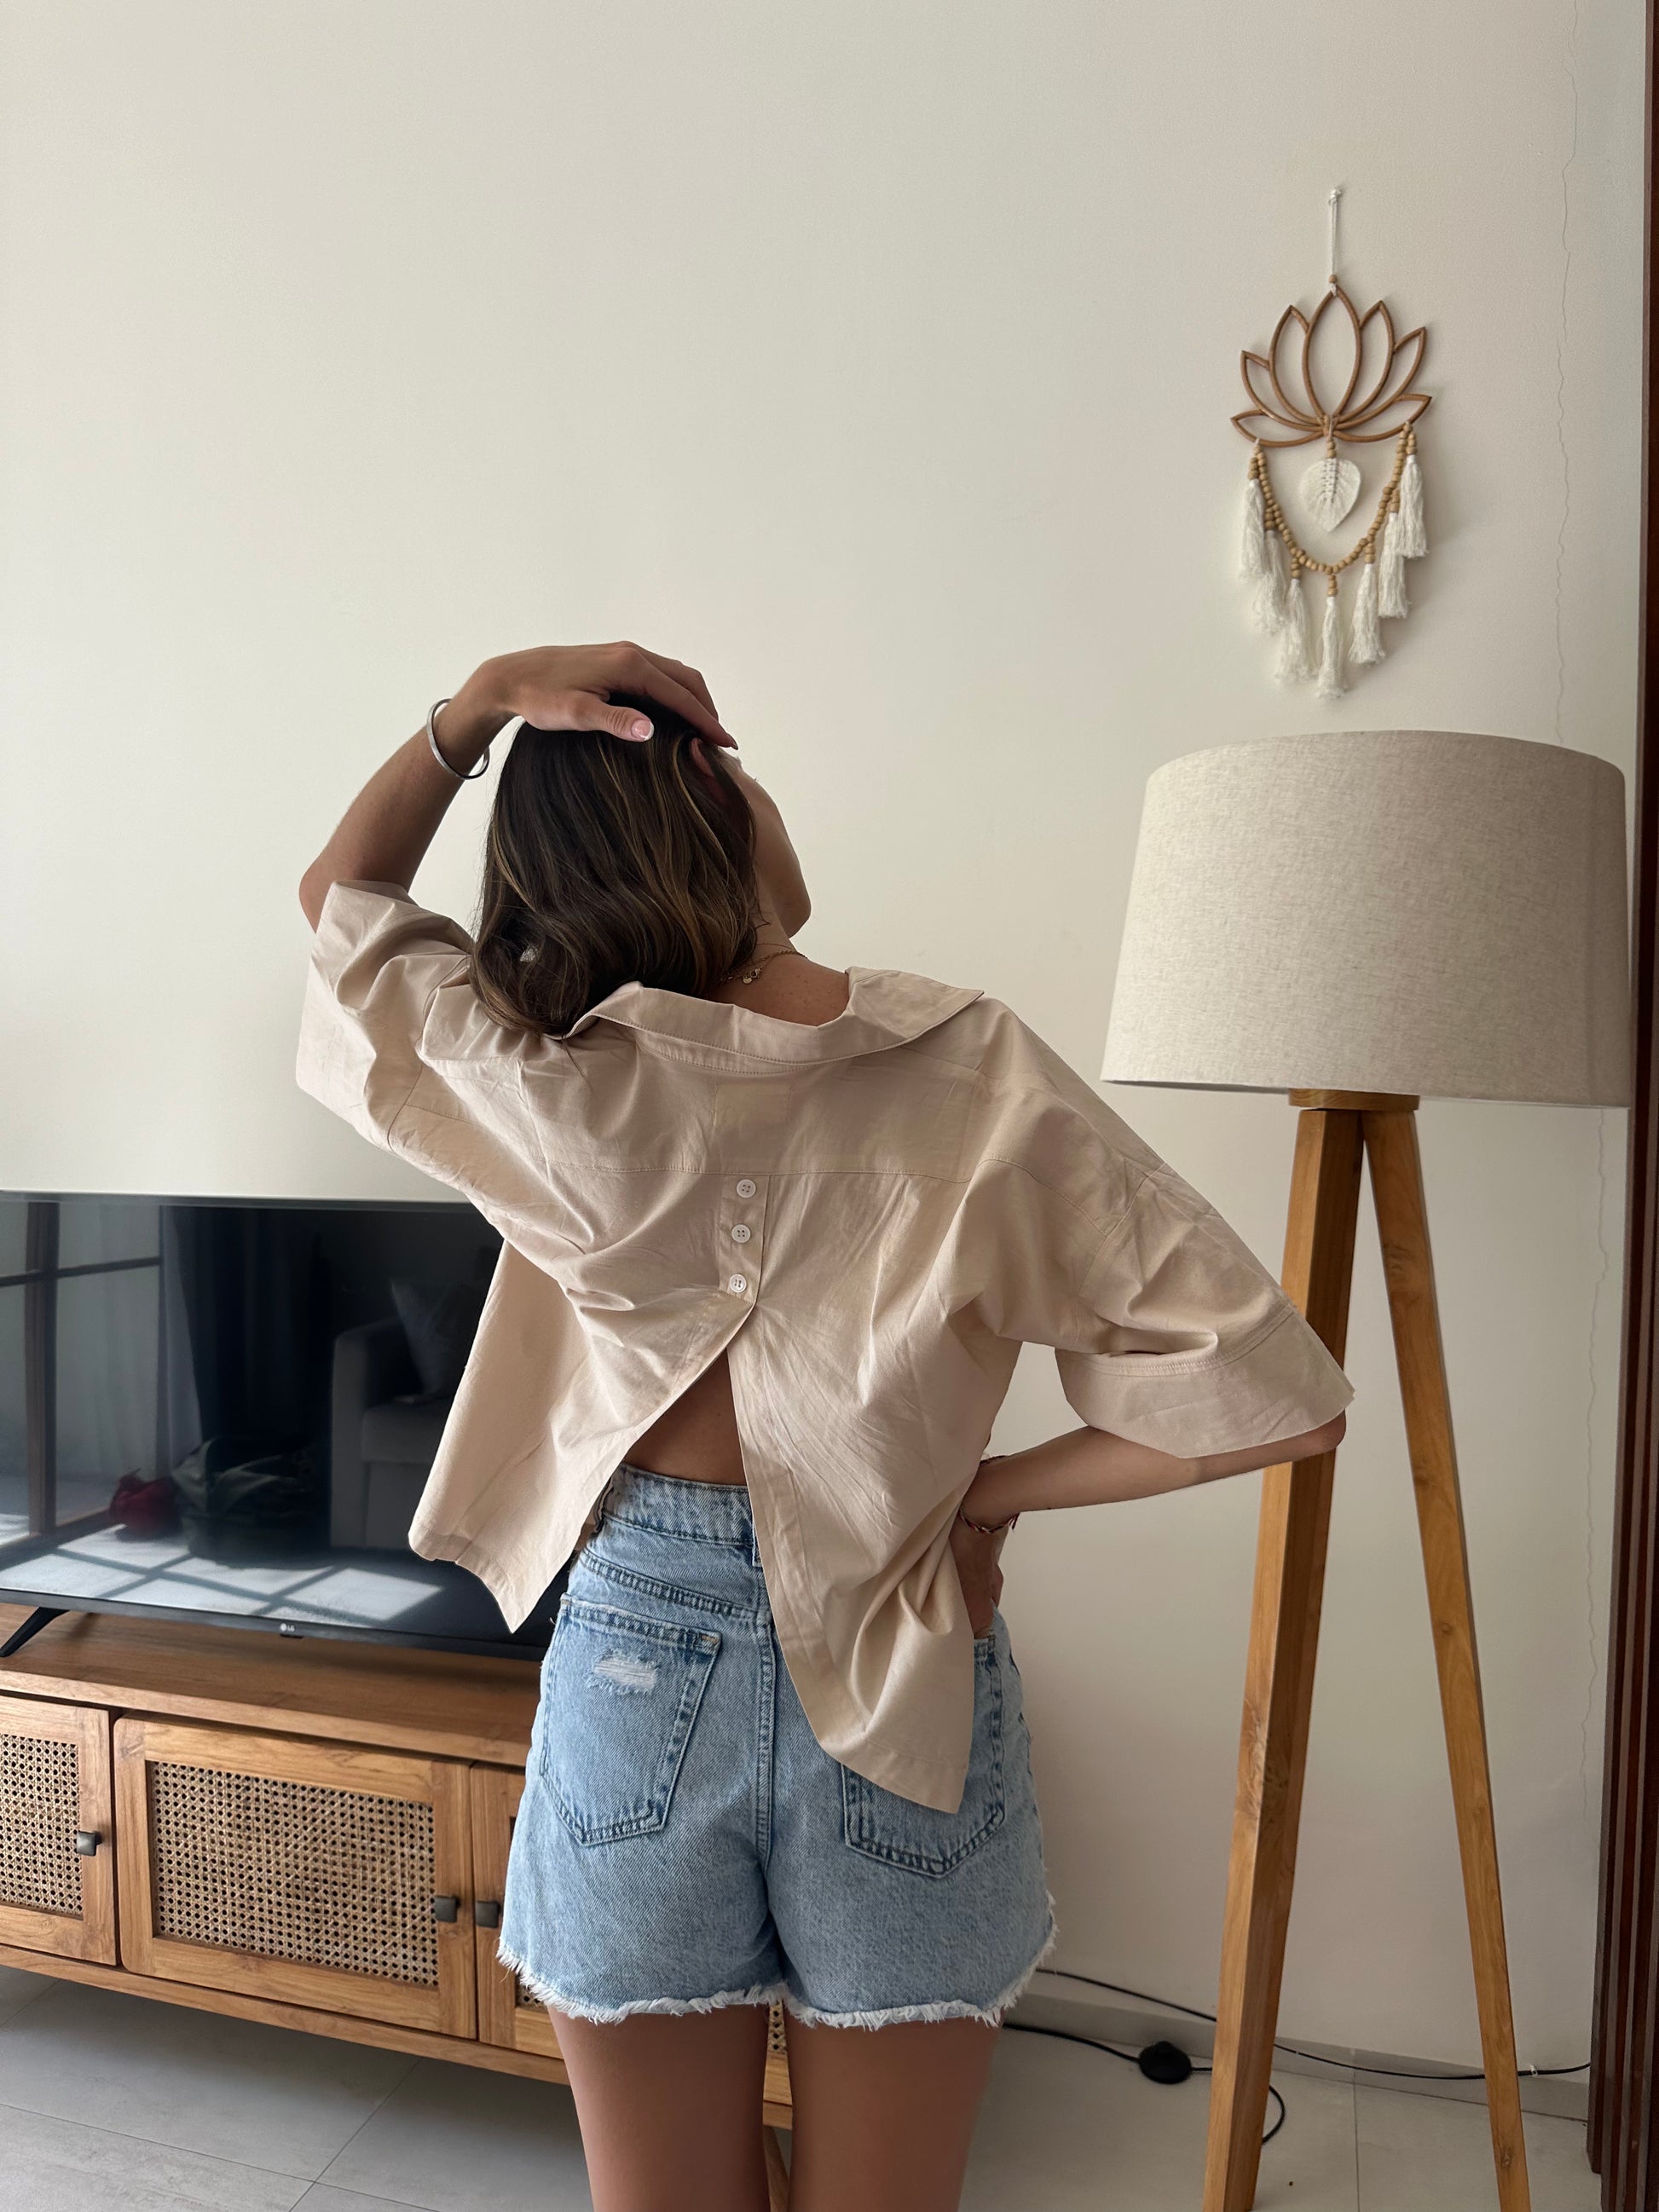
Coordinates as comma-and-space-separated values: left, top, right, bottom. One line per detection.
949, 1513, 1008, 1638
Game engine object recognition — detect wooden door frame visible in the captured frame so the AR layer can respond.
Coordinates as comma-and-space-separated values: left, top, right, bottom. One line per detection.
1589, 2, 1659, 2201
470, 1761, 560, 2059
0, 1693, 115, 1963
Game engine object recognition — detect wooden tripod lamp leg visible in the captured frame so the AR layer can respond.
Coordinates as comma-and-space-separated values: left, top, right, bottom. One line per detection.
1205, 1094, 1533, 2212
763, 2125, 790, 2209
1363, 1106, 1530, 2211
1204, 1101, 1364, 2212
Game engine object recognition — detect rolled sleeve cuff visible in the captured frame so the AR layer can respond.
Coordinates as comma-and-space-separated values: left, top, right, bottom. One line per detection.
1056, 1302, 1356, 1463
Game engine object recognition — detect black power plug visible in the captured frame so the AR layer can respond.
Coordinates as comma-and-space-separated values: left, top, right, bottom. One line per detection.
1136, 2039, 1195, 2085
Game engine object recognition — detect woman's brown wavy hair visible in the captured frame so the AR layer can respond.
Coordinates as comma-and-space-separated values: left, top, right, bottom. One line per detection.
469, 694, 760, 1037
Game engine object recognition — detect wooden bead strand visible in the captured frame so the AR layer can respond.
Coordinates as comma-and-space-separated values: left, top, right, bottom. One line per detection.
1256, 424, 1407, 586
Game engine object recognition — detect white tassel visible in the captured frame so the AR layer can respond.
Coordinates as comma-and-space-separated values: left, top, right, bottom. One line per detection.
1350, 557, 1384, 664
1240, 468, 1268, 580
1377, 507, 1409, 619
1274, 569, 1313, 682
1251, 527, 1290, 634
1397, 447, 1427, 557
1315, 583, 1346, 701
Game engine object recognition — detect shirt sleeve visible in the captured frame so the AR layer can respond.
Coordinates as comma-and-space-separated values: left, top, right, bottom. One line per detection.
295, 879, 477, 1152
1053, 1160, 1356, 1462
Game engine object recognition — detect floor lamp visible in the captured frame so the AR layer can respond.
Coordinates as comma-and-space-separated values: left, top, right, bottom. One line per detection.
1101, 731, 1630, 2212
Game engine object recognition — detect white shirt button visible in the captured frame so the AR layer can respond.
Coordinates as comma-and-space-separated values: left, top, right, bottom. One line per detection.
731, 1223, 752, 1244
735, 1178, 756, 1198
727, 1273, 749, 1295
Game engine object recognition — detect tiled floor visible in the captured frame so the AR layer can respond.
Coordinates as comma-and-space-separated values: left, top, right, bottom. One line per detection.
0, 1963, 1597, 2210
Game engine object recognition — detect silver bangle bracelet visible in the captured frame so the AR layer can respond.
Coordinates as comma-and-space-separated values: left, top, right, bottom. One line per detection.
425, 696, 491, 782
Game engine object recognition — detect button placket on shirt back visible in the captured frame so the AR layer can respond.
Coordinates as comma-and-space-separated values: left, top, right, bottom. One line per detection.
722, 1173, 766, 1301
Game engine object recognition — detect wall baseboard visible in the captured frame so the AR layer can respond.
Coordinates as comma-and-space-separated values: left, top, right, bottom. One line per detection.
1013, 1972, 1588, 2124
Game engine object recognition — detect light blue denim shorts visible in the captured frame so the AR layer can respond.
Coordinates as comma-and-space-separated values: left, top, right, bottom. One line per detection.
497, 1464, 1055, 2029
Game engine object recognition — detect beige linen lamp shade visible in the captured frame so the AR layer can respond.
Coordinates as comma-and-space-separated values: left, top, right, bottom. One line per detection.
1101, 730, 1630, 1106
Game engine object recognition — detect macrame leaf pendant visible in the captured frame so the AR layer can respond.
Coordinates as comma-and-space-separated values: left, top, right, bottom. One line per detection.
1301, 453, 1361, 528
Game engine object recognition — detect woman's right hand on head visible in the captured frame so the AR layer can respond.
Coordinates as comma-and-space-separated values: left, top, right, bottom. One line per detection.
460, 644, 737, 748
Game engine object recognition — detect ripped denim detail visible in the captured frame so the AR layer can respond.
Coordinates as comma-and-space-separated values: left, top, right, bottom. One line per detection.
587, 1651, 659, 1695
537, 1596, 721, 1845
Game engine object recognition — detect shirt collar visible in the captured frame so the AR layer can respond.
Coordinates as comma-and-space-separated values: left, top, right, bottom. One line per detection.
559, 967, 983, 1066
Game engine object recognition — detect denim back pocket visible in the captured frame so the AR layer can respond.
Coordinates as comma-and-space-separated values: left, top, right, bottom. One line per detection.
840, 1636, 1006, 1878
539, 1597, 720, 1845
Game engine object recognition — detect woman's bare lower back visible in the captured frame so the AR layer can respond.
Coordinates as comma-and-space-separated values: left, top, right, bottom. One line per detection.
627, 1351, 748, 1484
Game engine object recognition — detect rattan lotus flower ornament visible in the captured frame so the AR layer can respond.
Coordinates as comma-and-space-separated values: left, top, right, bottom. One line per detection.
1234, 194, 1432, 698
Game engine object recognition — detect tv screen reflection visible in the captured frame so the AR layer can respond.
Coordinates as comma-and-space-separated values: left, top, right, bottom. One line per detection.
0, 1193, 554, 1655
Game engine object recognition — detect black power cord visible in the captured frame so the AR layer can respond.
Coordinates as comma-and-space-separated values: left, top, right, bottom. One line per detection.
1004, 1967, 1590, 2157
1042, 1967, 1590, 2085
1003, 2020, 1286, 2146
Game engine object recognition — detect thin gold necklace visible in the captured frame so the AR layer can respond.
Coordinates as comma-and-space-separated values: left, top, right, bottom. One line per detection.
720, 945, 804, 987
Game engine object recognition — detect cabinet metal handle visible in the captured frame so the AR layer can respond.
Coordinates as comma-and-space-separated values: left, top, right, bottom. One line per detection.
73, 1830, 101, 1857
431, 1894, 460, 1923
474, 1899, 501, 1929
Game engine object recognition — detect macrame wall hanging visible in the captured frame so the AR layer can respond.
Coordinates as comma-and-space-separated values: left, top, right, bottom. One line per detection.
1234, 188, 1432, 699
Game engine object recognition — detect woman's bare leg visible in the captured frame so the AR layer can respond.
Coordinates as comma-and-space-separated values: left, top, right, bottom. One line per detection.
782, 2013, 1000, 2212
550, 2003, 773, 2212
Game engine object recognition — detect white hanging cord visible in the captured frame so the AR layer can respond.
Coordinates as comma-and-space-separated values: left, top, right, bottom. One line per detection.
1327, 186, 1343, 292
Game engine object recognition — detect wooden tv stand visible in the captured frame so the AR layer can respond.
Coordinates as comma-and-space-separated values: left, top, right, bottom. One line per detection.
0, 1603, 795, 2192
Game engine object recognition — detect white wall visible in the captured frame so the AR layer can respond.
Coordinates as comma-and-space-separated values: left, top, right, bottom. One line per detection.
0, 0, 1641, 2067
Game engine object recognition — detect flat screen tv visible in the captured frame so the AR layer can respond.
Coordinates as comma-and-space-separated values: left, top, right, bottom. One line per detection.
0, 1191, 562, 1660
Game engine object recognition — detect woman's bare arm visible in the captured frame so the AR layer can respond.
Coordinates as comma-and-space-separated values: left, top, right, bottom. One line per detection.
960, 1407, 1347, 1528
297, 684, 506, 929
297, 644, 733, 931
946, 1409, 1346, 1633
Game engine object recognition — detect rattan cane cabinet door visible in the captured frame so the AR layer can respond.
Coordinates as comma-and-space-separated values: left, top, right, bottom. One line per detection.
0, 1695, 115, 1962
113, 1717, 475, 2036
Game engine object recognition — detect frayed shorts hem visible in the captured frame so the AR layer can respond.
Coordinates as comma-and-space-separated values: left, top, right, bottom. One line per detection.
779, 1908, 1059, 2031
498, 1910, 1059, 2034
496, 1938, 789, 2024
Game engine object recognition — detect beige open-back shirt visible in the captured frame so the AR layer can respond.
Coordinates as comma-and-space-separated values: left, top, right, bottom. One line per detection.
297, 880, 1354, 1812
